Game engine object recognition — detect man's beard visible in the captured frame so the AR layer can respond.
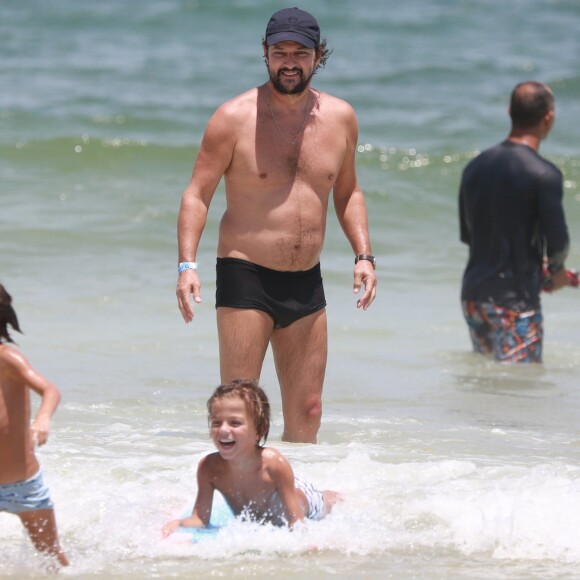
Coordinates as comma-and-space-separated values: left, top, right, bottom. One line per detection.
269, 68, 314, 95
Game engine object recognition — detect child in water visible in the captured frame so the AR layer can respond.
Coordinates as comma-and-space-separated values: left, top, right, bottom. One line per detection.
162, 379, 341, 535
0, 283, 69, 567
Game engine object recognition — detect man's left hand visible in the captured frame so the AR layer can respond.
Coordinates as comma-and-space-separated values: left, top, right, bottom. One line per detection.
353, 263, 377, 310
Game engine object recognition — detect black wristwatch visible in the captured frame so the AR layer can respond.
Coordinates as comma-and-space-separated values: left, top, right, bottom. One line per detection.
355, 254, 376, 269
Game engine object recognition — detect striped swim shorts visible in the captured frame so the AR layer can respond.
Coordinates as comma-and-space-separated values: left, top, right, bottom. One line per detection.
294, 476, 326, 520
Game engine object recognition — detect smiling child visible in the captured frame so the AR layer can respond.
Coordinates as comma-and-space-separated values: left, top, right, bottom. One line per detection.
162, 379, 340, 535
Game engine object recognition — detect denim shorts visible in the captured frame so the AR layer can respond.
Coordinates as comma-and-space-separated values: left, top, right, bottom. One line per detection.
0, 470, 54, 514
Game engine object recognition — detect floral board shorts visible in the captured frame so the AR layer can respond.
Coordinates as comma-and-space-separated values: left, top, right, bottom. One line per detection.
462, 300, 543, 363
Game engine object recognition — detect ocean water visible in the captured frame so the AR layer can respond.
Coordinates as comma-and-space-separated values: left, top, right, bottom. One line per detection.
1, 0, 580, 577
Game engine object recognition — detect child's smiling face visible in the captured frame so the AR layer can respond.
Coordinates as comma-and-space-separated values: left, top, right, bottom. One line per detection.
209, 395, 260, 460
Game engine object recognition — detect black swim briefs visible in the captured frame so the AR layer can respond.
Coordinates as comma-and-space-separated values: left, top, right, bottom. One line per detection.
215, 257, 326, 328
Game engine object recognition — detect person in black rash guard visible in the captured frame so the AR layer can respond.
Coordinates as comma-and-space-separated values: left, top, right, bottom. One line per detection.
459, 81, 571, 363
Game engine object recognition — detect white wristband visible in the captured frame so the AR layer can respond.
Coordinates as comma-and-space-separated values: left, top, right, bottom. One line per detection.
178, 261, 198, 273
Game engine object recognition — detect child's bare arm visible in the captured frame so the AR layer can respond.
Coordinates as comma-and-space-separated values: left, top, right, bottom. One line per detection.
162, 511, 206, 537
268, 452, 305, 527
162, 456, 215, 536
6, 348, 61, 446
25, 365, 61, 446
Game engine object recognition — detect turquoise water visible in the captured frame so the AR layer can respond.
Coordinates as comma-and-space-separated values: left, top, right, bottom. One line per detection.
1, 1, 579, 577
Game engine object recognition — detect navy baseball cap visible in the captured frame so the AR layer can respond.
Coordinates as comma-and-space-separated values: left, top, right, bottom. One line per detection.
265, 7, 320, 49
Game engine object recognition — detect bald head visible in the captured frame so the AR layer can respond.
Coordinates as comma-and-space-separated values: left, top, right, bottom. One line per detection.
509, 81, 554, 130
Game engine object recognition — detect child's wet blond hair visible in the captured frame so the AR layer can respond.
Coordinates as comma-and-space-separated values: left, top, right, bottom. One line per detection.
207, 379, 271, 446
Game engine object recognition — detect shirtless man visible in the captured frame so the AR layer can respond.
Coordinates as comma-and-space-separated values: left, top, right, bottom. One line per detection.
176, 8, 377, 443
0, 283, 68, 568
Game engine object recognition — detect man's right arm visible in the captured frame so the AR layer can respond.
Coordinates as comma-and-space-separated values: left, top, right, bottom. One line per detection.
176, 104, 237, 322
538, 167, 570, 285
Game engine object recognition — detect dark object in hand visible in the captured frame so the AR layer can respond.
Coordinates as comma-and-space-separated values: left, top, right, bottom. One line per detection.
541, 268, 579, 292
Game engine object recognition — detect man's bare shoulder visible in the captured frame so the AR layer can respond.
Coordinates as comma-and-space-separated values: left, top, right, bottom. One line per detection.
212, 88, 259, 126
202, 88, 258, 148
316, 90, 356, 119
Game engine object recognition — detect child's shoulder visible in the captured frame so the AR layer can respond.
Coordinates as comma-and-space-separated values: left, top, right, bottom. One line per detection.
260, 446, 282, 457
199, 451, 221, 463
260, 447, 294, 481
0, 344, 25, 366
0, 345, 27, 388
198, 451, 224, 471
260, 446, 289, 466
